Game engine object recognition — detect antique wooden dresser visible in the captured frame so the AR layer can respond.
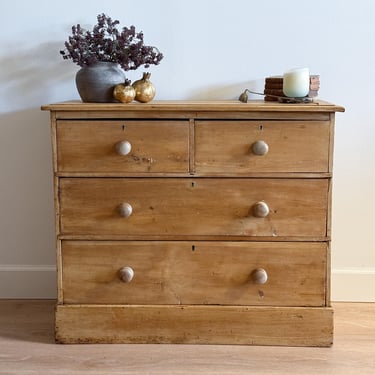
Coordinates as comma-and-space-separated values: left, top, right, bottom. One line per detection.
42, 100, 344, 346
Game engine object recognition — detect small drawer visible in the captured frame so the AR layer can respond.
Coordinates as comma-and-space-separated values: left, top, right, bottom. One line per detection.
195, 120, 330, 173
61, 241, 327, 306
56, 120, 189, 173
59, 178, 328, 238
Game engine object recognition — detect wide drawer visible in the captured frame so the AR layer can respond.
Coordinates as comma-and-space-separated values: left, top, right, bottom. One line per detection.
61, 241, 327, 306
59, 178, 328, 238
56, 120, 189, 173
195, 120, 331, 173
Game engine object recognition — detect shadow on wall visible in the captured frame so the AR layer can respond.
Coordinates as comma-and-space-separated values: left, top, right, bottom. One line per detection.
0, 108, 56, 264
0, 41, 69, 263
186, 79, 265, 101
0, 41, 77, 112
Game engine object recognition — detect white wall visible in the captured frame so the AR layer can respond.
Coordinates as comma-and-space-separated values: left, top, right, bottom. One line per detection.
0, 0, 374, 301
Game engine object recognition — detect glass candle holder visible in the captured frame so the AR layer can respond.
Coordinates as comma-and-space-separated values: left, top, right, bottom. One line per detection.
283, 68, 310, 98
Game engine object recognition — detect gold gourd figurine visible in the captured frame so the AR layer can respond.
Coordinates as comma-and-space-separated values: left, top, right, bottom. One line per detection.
113, 79, 136, 103
132, 72, 156, 103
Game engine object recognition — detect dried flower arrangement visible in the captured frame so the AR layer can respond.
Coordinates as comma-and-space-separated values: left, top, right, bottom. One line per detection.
60, 13, 163, 71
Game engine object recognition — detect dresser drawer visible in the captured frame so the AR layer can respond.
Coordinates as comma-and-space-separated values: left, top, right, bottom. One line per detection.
61, 241, 327, 306
195, 120, 330, 173
59, 178, 328, 238
56, 120, 189, 173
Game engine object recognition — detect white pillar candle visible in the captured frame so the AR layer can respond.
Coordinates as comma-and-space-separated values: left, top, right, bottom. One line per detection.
283, 68, 310, 98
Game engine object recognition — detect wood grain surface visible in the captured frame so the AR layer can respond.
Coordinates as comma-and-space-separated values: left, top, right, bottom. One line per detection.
57, 120, 189, 173
195, 120, 330, 173
59, 178, 329, 238
61, 241, 327, 306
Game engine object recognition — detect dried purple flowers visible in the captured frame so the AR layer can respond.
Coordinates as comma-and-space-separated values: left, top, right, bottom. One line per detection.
60, 13, 163, 71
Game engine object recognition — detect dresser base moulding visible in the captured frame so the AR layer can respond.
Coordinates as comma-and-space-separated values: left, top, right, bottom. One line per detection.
55, 304, 333, 346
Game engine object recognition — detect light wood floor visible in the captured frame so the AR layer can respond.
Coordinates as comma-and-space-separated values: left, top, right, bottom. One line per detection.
0, 301, 374, 374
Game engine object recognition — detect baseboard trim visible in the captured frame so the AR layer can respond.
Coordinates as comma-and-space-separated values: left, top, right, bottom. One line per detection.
0, 264, 56, 298
0, 264, 55, 272
332, 268, 375, 302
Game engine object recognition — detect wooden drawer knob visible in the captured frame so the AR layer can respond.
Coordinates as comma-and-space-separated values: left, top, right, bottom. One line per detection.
115, 140, 132, 156
118, 202, 133, 218
251, 268, 268, 284
252, 201, 270, 218
119, 266, 134, 283
251, 140, 269, 156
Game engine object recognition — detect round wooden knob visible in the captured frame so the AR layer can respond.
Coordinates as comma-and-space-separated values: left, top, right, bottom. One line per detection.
252, 201, 270, 218
251, 140, 269, 156
118, 202, 133, 218
251, 268, 268, 285
115, 140, 132, 156
119, 266, 134, 283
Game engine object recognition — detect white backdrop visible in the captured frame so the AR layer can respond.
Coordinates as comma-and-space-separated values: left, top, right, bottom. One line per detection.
0, 0, 374, 300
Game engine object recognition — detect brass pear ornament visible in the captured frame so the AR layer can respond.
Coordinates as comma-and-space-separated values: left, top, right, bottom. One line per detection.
132, 72, 156, 103
113, 79, 136, 103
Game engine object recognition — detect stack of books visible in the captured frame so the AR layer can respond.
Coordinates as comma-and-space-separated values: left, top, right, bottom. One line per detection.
264, 75, 320, 101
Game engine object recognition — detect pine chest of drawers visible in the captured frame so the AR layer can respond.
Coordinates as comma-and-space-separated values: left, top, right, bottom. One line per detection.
42, 100, 344, 346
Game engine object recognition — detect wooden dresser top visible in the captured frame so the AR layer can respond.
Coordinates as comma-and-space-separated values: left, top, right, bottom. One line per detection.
41, 100, 345, 113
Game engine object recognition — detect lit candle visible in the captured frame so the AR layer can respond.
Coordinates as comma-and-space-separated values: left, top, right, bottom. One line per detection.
283, 68, 310, 98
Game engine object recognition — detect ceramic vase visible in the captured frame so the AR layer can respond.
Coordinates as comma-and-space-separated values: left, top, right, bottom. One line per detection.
75, 62, 125, 103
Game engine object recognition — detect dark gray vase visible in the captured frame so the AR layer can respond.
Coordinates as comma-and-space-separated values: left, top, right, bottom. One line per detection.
75, 62, 126, 103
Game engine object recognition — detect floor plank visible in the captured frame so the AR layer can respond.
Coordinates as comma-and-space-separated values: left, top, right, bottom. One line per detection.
0, 300, 374, 374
